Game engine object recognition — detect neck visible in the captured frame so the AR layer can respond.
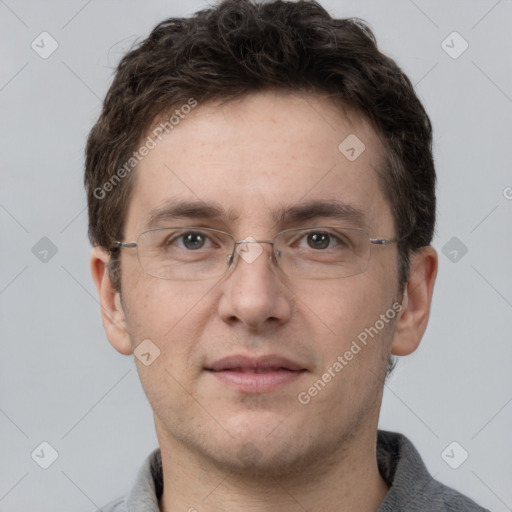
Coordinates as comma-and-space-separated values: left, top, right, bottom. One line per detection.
156, 420, 389, 512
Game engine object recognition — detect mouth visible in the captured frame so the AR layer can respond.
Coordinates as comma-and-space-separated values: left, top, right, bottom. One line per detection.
205, 355, 307, 393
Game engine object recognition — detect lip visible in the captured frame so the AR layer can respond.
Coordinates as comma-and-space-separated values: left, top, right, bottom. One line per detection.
205, 355, 307, 393
207, 354, 306, 372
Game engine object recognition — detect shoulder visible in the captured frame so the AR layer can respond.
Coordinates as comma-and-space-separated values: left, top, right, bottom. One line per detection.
95, 448, 162, 512
426, 481, 491, 511
398, 476, 492, 511
377, 430, 490, 512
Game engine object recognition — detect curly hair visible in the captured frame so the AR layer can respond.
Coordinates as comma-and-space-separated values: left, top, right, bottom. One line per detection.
84, 0, 436, 295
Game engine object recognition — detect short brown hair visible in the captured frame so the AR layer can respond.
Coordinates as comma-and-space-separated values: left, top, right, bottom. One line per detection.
84, 0, 436, 293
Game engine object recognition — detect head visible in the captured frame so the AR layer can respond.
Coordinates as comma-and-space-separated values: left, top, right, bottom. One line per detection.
87, 0, 437, 477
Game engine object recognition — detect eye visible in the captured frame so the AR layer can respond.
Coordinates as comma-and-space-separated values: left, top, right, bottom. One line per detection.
181, 232, 208, 250
167, 231, 212, 250
300, 231, 343, 250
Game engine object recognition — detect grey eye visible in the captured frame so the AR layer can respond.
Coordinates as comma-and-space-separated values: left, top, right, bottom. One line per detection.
180, 232, 206, 250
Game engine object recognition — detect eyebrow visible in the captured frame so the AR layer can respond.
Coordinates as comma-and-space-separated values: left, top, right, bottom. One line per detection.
143, 199, 368, 231
144, 200, 230, 230
273, 200, 368, 228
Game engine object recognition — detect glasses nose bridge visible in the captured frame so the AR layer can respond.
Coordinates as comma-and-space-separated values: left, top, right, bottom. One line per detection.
234, 237, 274, 246
228, 237, 279, 271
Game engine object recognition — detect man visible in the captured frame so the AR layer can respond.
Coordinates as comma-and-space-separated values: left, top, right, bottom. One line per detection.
86, 0, 489, 510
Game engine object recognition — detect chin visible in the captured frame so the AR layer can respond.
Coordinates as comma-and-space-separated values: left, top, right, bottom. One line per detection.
202, 413, 317, 478
210, 438, 306, 479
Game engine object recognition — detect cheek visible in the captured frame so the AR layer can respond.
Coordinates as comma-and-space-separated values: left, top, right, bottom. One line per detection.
290, 277, 395, 395
290, 275, 392, 342
121, 271, 213, 358
122, 278, 215, 420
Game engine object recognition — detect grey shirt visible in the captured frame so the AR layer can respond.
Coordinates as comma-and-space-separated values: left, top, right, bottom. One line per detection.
99, 430, 490, 511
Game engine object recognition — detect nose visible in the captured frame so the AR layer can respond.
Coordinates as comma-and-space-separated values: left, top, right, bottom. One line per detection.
217, 239, 293, 332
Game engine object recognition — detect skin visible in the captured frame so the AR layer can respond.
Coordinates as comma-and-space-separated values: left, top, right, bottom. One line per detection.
91, 90, 437, 511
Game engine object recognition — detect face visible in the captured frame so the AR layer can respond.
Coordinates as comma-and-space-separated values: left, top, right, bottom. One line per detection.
98, 91, 413, 476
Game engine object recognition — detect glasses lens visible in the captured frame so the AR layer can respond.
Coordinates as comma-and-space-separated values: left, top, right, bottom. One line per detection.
275, 227, 371, 279
137, 228, 233, 280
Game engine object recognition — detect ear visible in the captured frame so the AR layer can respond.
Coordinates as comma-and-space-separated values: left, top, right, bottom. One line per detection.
90, 246, 133, 355
391, 246, 438, 356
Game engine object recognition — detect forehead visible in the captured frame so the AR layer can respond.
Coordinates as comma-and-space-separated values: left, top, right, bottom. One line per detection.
124, 91, 392, 236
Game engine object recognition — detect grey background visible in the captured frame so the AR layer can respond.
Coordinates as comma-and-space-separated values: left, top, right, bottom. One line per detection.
1, 0, 511, 510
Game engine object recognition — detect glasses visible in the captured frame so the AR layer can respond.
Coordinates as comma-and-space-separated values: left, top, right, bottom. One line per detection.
112, 226, 398, 281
